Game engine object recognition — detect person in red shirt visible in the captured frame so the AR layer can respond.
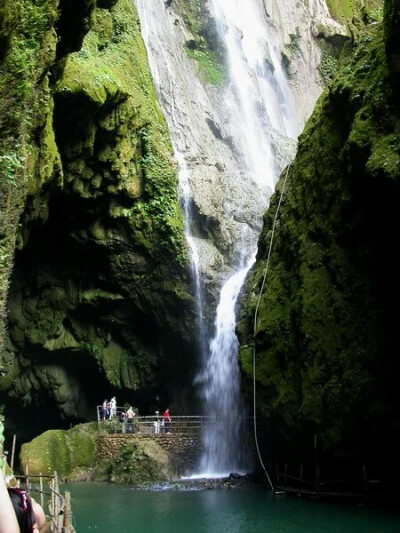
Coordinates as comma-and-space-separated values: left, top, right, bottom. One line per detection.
163, 408, 171, 433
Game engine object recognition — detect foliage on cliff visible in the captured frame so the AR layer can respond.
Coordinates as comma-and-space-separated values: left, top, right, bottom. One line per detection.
172, 0, 227, 85
0, 0, 60, 354
238, 0, 400, 466
0, 0, 195, 443
326, 0, 383, 24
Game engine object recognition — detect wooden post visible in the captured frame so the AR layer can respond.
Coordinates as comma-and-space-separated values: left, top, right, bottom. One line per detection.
362, 465, 368, 498
314, 434, 319, 495
10, 434, 16, 471
315, 465, 320, 496
275, 462, 279, 486
25, 464, 30, 492
62, 491, 72, 533
53, 471, 61, 531
39, 473, 44, 509
284, 463, 287, 489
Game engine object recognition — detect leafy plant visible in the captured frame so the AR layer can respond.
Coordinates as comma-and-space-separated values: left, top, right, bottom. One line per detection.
178, 0, 227, 86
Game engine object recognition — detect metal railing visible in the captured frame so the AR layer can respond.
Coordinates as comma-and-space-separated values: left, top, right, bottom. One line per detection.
96, 406, 212, 435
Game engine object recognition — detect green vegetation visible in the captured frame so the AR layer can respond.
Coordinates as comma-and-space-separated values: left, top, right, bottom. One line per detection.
185, 46, 227, 85
281, 28, 301, 77
0, 0, 59, 352
20, 424, 97, 478
0, 0, 195, 439
318, 50, 338, 84
174, 0, 227, 85
20, 423, 174, 483
325, 0, 354, 21
107, 440, 172, 483
238, 15, 400, 466
326, 0, 384, 24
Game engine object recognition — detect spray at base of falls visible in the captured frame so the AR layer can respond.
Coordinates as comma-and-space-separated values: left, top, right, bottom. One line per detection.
197, 246, 257, 476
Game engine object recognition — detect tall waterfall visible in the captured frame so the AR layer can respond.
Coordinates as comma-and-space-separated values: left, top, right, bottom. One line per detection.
135, 0, 306, 476
197, 0, 299, 475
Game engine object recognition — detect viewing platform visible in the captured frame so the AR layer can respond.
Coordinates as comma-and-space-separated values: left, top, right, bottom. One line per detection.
96, 405, 209, 436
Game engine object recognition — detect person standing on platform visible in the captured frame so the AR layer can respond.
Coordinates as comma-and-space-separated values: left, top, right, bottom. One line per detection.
154, 411, 161, 434
110, 396, 117, 419
126, 406, 135, 433
163, 408, 171, 434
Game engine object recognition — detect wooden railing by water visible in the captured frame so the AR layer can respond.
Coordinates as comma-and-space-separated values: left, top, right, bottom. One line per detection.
273, 462, 377, 501
15, 469, 75, 532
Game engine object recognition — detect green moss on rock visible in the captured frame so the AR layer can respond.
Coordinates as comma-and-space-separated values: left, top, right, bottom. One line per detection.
20, 423, 97, 478
238, 20, 400, 465
1, 0, 196, 445
104, 440, 173, 483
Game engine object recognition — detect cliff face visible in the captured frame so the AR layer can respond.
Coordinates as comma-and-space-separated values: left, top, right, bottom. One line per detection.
0, 0, 195, 441
238, 0, 400, 467
135, 0, 346, 321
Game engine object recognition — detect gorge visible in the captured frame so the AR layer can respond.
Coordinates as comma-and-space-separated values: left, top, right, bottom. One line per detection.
1, 0, 400, 487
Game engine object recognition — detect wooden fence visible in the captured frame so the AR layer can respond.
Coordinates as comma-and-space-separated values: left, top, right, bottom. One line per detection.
14, 469, 74, 532
273, 462, 377, 501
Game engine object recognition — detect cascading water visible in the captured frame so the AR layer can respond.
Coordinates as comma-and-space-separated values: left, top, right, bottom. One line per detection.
197, 0, 299, 475
135, 0, 300, 476
176, 150, 209, 353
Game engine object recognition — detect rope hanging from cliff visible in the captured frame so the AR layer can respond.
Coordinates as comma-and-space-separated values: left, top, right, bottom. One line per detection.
252, 163, 291, 492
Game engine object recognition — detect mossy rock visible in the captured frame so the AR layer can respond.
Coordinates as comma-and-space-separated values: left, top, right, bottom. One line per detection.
20, 423, 97, 478
1, 0, 195, 443
238, 19, 400, 465
102, 439, 174, 483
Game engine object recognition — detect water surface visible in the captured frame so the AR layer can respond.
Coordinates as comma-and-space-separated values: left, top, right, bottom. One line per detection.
66, 483, 400, 532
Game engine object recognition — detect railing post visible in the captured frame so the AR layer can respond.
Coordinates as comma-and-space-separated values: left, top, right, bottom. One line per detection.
315, 465, 320, 496
362, 465, 368, 499
39, 473, 44, 509
25, 463, 30, 491
10, 434, 16, 471
62, 491, 72, 532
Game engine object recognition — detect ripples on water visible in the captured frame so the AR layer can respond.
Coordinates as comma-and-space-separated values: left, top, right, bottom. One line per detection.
65, 482, 400, 533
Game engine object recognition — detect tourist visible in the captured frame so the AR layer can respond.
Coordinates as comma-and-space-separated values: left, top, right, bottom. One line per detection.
8, 488, 46, 533
106, 399, 112, 419
154, 411, 160, 434
0, 470, 19, 533
126, 406, 135, 433
102, 399, 109, 420
110, 397, 117, 419
119, 410, 127, 433
163, 408, 171, 434
2, 474, 47, 533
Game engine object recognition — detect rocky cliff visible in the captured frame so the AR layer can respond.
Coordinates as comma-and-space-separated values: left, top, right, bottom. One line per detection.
0, 0, 196, 443
238, 0, 399, 469
135, 0, 346, 319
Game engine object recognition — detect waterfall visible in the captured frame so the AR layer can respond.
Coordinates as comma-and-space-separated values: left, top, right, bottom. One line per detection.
135, 0, 301, 476
196, 0, 299, 475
